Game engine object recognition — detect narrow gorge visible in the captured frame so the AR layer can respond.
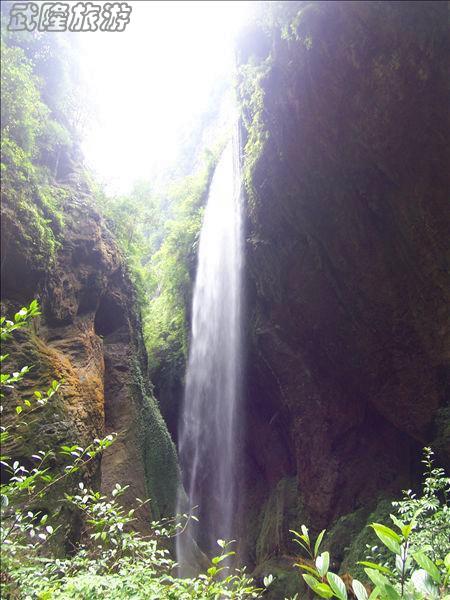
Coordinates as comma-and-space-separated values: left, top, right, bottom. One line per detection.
1, 1, 449, 599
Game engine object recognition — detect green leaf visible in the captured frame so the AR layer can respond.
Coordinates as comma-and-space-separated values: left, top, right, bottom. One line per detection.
390, 513, 415, 539
370, 523, 401, 555
16, 405, 22, 414
295, 563, 320, 577
352, 579, 368, 600
211, 551, 235, 564
326, 572, 347, 600
368, 587, 380, 600
314, 583, 335, 598
401, 522, 413, 539
303, 575, 333, 598
303, 574, 321, 590
358, 561, 394, 576
293, 537, 311, 554
316, 551, 330, 577
365, 569, 400, 600
371, 523, 401, 542
364, 568, 391, 590
314, 529, 326, 557
389, 513, 404, 531
413, 551, 441, 584
383, 584, 401, 600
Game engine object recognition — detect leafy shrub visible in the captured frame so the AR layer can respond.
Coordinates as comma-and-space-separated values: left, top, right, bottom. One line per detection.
0, 302, 264, 599
2, 308, 448, 600
292, 451, 450, 599
392, 448, 450, 566
97, 148, 219, 384
1, 38, 72, 265
0, 42, 48, 155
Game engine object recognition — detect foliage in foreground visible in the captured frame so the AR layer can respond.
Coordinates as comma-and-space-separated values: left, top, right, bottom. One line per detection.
292, 448, 449, 600
1, 303, 449, 600
0, 303, 263, 599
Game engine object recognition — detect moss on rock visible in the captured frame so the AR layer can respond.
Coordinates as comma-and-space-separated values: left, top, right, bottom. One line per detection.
139, 386, 181, 519
253, 555, 307, 600
339, 497, 393, 580
256, 477, 303, 563
325, 506, 372, 568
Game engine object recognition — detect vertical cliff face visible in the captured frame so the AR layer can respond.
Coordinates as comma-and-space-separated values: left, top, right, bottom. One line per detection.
238, 0, 450, 570
1, 171, 181, 539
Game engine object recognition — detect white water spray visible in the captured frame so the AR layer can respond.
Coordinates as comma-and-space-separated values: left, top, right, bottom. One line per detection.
176, 138, 243, 567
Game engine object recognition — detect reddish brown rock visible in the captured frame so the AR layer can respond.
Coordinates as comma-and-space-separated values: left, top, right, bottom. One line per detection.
238, 0, 450, 564
1, 190, 180, 540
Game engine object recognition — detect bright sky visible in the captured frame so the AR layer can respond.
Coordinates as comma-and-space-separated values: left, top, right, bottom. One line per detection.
79, 1, 252, 193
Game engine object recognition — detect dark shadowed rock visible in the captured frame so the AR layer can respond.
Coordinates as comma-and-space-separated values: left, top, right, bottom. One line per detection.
1, 188, 181, 541
238, 0, 450, 575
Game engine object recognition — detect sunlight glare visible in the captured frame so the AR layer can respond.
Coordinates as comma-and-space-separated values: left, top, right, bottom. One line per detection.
80, 1, 252, 193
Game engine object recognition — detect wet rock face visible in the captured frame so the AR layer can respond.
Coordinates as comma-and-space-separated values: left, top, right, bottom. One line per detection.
1, 194, 180, 538
240, 0, 450, 550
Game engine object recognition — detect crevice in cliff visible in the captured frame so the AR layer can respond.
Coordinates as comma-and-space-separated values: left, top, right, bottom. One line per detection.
94, 293, 126, 338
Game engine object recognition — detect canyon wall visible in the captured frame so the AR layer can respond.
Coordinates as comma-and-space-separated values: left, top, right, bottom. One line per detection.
237, 0, 450, 588
1, 161, 181, 541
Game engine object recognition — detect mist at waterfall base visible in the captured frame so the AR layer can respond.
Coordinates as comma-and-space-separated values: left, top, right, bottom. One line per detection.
176, 140, 243, 569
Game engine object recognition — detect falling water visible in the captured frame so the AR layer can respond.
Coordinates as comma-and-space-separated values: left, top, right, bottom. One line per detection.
176, 137, 243, 567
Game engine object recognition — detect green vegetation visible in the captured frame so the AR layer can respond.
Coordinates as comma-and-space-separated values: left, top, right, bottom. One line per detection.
0, 8, 88, 269
1, 3, 448, 599
336, 499, 394, 580
1, 303, 264, 599
99, 146, 221, 385
142, 154, 218, 373
392, 448, 450, 567
1, 40, 70, 264
236, 1, 307, 212
292, 451, 450, 599
1, 42, 49, 154
238, 56, 271, 212
1, 13, 219, 385
131, 356, 181, 519
1, 3, 95, 269
1, 304, 449, 599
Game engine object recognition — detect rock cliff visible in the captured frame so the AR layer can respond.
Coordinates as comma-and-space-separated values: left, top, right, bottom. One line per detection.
237, 0, 450, 576
1, 165, 180, 541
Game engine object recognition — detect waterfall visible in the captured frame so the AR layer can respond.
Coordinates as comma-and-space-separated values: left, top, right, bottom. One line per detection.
176, 137, 243, 567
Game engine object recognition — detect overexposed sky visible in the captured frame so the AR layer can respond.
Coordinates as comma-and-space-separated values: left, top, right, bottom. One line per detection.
79, 1, 252, 193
